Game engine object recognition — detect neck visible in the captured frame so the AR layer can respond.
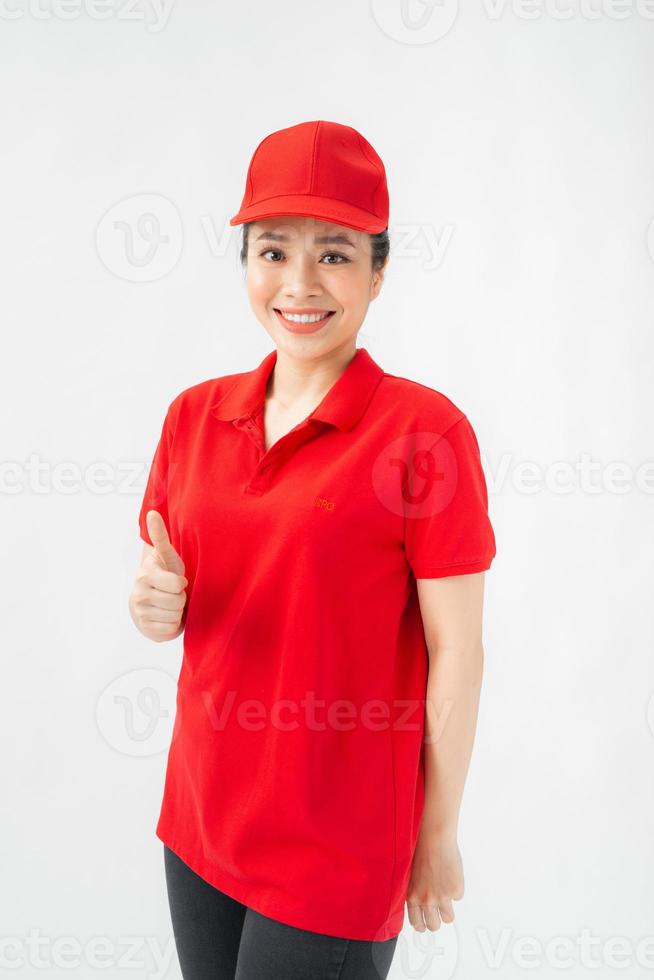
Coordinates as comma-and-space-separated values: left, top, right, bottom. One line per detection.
266, 342, 358, 411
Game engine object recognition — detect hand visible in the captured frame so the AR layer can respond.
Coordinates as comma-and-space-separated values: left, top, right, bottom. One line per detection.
405, 829, 464, 932
130, 510, 188, 642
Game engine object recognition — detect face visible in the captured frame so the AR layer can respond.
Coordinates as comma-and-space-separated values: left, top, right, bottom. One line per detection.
245, 215, 386, 357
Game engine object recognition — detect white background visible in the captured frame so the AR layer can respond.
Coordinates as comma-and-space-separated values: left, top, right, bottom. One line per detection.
1, 1, 653, 978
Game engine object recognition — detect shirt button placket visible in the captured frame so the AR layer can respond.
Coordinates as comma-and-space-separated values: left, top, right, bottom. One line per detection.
236, 414, 264, 493
242, 417, 318, 495
252, 458, 274, 492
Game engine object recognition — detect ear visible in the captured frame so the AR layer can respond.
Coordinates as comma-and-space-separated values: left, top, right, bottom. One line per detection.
369, 259, 388, 301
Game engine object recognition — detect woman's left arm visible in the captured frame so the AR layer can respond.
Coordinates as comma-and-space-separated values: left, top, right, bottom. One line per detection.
406, 571, 486, 933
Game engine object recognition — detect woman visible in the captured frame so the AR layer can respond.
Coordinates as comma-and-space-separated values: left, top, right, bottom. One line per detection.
129, 119, 497, 980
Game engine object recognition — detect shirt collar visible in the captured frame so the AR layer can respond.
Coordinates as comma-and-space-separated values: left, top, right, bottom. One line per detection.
209, 346, 384, 432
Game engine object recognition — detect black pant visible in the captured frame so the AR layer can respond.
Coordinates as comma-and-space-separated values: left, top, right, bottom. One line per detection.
163, 844, 399, 980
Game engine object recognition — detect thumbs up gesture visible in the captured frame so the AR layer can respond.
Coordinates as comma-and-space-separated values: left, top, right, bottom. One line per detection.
146, 510, 186, 577
129, 510, 189, 642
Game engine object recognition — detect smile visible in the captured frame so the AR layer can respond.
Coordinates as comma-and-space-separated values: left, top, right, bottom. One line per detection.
276, 309, 335, 324
273, 309, 336, 333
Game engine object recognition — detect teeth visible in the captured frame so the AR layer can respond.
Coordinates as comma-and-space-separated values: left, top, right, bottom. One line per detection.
279, 311, 331, 324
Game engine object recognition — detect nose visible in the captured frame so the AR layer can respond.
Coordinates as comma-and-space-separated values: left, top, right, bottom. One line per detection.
280, 253, 323, 300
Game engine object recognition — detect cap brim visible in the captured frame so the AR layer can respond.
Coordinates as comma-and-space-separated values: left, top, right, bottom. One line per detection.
229, 195, 387, 234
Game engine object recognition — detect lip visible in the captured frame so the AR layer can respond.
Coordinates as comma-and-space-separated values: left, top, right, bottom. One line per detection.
273, 308, 336, 334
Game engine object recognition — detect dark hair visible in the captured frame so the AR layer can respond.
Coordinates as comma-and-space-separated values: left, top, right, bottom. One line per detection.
239, 222, 390, 273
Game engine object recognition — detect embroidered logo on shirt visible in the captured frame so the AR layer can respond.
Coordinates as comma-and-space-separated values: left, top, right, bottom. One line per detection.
314, 495, 336, 511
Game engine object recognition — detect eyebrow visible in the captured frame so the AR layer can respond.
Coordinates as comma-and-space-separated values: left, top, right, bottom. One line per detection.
255, 231, 357, 248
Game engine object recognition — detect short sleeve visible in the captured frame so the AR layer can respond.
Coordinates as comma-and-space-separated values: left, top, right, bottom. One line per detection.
403, 415, 496, 579
138, 401, 176, 547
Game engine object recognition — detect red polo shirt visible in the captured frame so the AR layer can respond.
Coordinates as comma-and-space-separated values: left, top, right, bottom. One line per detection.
137, 346, 496, 941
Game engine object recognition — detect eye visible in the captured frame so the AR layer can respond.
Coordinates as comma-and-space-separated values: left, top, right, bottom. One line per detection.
259, 248, 283, 262
321, 252, 349, 265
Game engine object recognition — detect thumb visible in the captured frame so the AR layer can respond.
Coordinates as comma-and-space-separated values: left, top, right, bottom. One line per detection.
146, 510, 186, 577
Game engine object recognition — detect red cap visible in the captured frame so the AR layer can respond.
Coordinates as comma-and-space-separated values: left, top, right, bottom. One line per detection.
229, 120, 389, 234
